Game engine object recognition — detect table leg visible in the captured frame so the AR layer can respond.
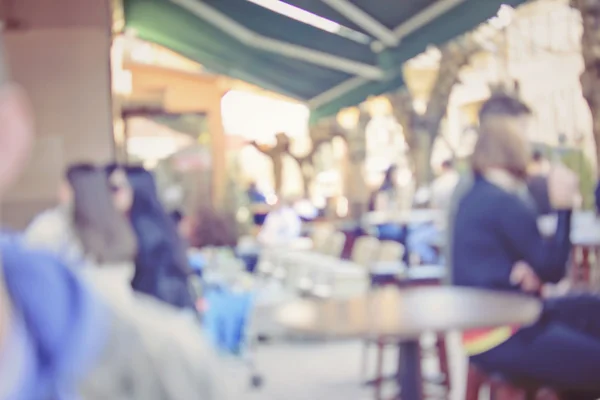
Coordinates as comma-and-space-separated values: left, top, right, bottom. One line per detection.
398, 340, 423, 400
582, 247, 591, 284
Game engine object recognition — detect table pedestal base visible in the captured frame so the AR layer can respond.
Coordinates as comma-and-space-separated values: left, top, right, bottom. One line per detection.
398, 340, 423, 400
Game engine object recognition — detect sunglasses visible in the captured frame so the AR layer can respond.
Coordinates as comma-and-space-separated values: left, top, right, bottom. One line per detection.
110, 184, 127, 193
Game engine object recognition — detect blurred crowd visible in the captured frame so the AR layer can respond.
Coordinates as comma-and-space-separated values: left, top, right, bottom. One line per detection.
0, 40, 228, 398
4, 16, 600, 399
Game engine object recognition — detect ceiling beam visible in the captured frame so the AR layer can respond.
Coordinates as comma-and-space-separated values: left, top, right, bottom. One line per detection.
308, 76, 368, 109
172, 0, 385, 80
310, 0, 468, 111
318, 0, 398, 46
392, 0, 467, 40
367, 0, 467, 50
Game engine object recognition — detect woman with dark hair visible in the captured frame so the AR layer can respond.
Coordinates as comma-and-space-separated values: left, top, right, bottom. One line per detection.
453, 94, 600, 397
120, 166, 193, 309
373, 165, 407, 244
377, 165, 399, 209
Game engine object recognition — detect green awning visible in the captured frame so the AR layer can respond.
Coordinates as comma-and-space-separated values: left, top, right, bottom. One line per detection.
124, 0, 526, 123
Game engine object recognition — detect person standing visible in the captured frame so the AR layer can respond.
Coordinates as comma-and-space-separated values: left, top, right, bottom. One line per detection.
452, 94, 600, 398
0, 37, 228, 399
247, 181, 269, 226
373, 165, 406, 243
258, 197, 302, 246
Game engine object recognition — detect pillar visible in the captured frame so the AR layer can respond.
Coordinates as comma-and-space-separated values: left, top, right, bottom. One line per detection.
1, 0, 114, 229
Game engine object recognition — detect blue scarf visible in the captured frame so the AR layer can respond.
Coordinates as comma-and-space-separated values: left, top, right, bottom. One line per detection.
0, 236, 110, 400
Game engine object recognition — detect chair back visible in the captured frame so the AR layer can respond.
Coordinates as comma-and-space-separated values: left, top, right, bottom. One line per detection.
311, 224, 335, 253
350, 236, 380, 268
378, 240, 405, 262
323, 231, 346, 258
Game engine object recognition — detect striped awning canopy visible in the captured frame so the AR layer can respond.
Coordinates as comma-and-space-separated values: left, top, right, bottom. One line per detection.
124, 0, 526, 123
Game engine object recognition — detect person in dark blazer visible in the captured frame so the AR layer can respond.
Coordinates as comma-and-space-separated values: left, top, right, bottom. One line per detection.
453, 94, 600, 398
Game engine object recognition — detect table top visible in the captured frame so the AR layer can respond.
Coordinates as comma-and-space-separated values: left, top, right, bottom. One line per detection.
363, 209, 443, 227
276, 286, 541, 339
370, 262, 445, 280
264, 238, 314, 254
277, 249, 355, 267
538, 211, 600, 246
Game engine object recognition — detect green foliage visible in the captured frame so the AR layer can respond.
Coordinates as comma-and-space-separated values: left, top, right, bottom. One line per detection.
561, 150, 595, 210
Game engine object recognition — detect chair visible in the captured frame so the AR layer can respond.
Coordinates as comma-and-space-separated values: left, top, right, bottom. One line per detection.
307, 235, 372, 300
310, 225, 335, 253
295, 231, 347, 295
466, 363, 560, 400
570, 244, 600, 285
324, 231, 347, 258
378, 240, 405, 262
351, 236, 381, 268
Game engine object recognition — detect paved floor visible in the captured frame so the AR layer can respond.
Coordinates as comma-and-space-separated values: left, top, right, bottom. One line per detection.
211, 278, 472, 399
223, 334, 468, 400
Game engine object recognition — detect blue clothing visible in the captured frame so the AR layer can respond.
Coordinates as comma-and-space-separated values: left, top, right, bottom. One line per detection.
0, 311, 35, 400
203, 287, 253, 354
376, 223, 405, 242
452, 176, 600, 396
407, 222, 441, 265
247, 188, 266, 204
452, 176, 571, 290
1, 236, 109, 400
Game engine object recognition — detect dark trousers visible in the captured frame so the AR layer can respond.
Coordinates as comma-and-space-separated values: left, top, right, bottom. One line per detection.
376, 224, 408, 263
253, 213, 267, 226
239, 253, 259, 274
472, 294, 600, 398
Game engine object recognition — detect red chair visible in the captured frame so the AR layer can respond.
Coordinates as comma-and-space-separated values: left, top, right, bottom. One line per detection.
361, 335, 450, 400
570, 245, 600, 285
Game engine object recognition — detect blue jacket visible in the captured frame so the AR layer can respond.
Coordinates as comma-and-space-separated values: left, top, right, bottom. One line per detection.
1, 236, 109, 400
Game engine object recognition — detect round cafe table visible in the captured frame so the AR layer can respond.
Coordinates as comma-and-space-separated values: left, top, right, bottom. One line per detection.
362, 209, 443, 227
276, 286, 542, 400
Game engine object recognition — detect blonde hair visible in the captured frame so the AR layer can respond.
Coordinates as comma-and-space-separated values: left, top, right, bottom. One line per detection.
472, 95, 532, 179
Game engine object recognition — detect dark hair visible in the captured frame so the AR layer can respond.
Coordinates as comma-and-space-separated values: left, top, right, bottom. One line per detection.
441, 159, 454, 169
66, 164, 137, 263
478, 93, 532, 123
125, 166, 193, 308
380, 165, 398, 191
171, 210, 184, 224
191, 207, 238, 248
65, 163, 95, 178
472, 94, 533, 179
104, 162, 121, 177
531, 149, 544, 162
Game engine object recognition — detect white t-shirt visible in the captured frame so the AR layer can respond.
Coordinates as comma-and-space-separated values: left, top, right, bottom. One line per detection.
430, 170, 460, 211
258, 206, 302, 246
24, 206, 87, 267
